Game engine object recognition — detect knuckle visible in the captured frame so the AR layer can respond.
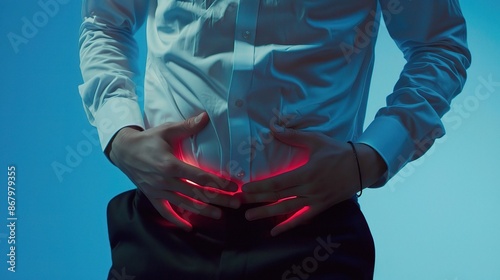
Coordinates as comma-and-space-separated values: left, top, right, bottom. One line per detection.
198, 173, 217, 187
187, 205, 201, 215
204, 181, 219, 190
161, 160, 179, 174
161, 122, 176, 134
212, 176, 226, 187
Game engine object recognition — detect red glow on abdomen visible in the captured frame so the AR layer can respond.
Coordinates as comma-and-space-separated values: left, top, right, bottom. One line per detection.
253, 150, 309, 182
176, 141, 310, 192
176, 147, 237, 192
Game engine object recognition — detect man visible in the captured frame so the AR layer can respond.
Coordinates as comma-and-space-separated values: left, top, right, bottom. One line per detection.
79, 0, 470, 279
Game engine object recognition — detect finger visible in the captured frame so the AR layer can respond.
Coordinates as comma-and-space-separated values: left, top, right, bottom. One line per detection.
236, 188, 299, 204
161, 179, 240, 209
270, 122, 318, 149
271, 206, 323, 237
149, 198, 193, 232
245, 197, 306, 221
163, 190, 223, 219
241, 165, 308, 193
236, 192, 280, 204
160, 112, 209, 141
165, 158, 238, 192
180, 179, 241, 209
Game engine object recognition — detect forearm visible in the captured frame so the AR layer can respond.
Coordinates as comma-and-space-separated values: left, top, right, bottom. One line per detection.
78, 0, 148, 151
358, 0, 470, 186
106, 125, 144, 162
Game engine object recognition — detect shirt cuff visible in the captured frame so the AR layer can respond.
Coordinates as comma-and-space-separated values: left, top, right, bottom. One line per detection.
93, 97, 145, 151
357, 116, 414, 188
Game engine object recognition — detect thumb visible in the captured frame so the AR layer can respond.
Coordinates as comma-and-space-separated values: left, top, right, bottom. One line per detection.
270, 123, 315, 149
162, 112, 209, 141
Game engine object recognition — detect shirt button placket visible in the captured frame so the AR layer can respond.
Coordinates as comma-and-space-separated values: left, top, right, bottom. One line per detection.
226, 0, 261, 183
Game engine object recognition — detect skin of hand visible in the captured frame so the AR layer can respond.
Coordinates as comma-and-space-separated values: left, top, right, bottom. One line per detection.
109, 112, 240, 232
239, 123, 387, 237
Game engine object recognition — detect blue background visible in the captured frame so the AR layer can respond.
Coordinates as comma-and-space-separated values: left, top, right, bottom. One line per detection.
0, 1, 498, 279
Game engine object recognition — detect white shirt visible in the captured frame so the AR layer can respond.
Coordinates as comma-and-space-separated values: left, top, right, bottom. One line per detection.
79, 0, 471, 187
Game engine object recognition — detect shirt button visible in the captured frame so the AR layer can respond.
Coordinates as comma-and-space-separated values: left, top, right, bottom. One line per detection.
236, 171, 245, 178
235, 99, 244, 107
242, 30, 251, 40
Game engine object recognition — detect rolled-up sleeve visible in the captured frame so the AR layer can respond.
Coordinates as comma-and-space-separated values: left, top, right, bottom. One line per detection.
358, 0, 472, 187
78, 0, 149, 151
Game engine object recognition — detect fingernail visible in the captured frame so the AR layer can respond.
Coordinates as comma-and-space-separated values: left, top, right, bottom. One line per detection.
194, 113, 204, 124
245, 211, 254, 221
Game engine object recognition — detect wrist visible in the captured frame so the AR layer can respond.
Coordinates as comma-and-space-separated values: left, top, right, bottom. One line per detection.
106, 126, 143, 163
353, 143, 387, 189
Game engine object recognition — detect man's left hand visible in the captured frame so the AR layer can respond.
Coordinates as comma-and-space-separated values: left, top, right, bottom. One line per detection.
239, 124, 385, 236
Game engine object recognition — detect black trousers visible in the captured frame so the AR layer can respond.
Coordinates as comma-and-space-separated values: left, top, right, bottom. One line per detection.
106, 189, 375, 280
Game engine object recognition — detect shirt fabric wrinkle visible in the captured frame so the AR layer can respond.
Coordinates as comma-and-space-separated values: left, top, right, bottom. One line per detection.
79, 0, 471, 187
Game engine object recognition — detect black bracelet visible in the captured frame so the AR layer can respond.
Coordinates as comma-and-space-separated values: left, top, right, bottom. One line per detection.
347, 141, 363, 197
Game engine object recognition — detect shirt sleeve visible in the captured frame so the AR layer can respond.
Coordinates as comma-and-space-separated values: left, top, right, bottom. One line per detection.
78, 0, 149, 152
358, 0, 472, 187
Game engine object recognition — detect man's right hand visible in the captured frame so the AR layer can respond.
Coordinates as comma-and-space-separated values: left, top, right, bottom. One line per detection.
109, 112, 240, 231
